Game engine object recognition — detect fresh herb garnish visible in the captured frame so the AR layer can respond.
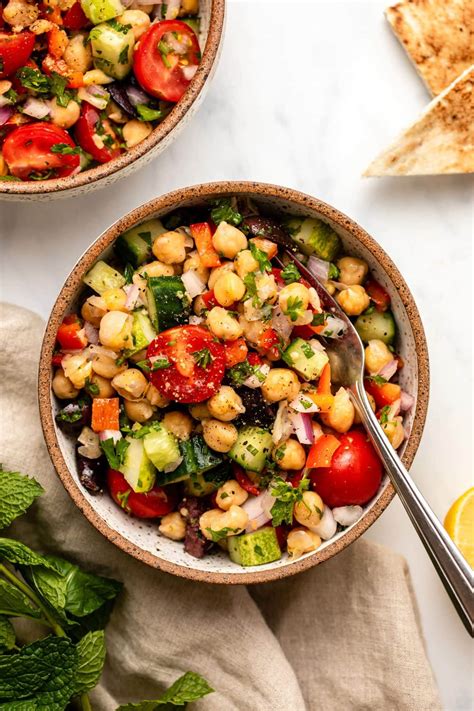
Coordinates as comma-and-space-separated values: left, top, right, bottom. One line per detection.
192, 348, 214, 369
228, 359, 264, 386
136, 103, 162, 121
283, 296, 304, 322
379, 405, 391, 424
4, 87, 19, 104
84, 377, 100, 397
249, 241, 271, 272
243, 272, 260, 306
50, 72, 75, 107
118, 45, 130, 65
328, 263, 340, 280
17, 67, 50, 93
50, 143, 82, 156
311, 311, 330, 326
136, 357, 171, 373
300, 342, 314, 359
210, 198, 243, 226
280, 262, 301, 284
106, 18, 132, 33
158, 40, 172, 68
270, 476, 310, 527
368, 375, 387, 386
124, 263, 134, 284
205, 527, 238, 543
100, 437, 130, 469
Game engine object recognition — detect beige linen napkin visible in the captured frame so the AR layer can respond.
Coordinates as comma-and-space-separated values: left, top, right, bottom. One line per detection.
0, 303, 441, 711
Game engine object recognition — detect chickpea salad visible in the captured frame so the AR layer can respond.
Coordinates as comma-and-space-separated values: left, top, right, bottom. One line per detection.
52, 198, 415, 567
0, 0, 200, 181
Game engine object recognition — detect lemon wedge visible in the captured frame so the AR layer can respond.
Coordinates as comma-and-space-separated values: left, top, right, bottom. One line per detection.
444, 488, 474, 568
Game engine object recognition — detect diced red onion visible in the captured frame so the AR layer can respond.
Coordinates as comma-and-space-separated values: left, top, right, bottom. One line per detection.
308, 287, 321, 311
310, 505, 337, 540
321, 315, 346, 338
181, 270, 206, 299
78, 85, 110, 111
164, 31, 189, 54
78, 426, 102, 459
308, 256, 330, 282
243, 363, 270, 389
124, 283, 140, 311
290, 412, 314, 445
332, 505, 363, 527
243, 490, 276, 533
308, 338, 326, 352
99, 430, 122, 444
289, 392, 319, 413
378, 359, 398, 381
400, 391, 415, 411
182, 65, 198, 81
84, 321, 99, 345
272, 401, 293, 444
22, 97, 50, 119
126, 84, 150, 107
0, 105, 13, 124
165, 0, 180, 19
87, 344, 117, 361
388, 399, 401, 419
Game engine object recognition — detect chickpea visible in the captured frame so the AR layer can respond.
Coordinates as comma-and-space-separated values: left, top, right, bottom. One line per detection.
321, 387, 355, 433
202, 419, 238, 452
261, 368, 301, 403
123, 119, 152, 149
159, 512, 186, 541
365, 339, 393, 375
145, 382, 169, 408
382, 416, 405, 449
255, 272, 278, 304
63, 34, 92, 73
216, 479, 248, 511
234, 249, 258, 279
272, 438, 306, 470
213, 272, 246, 307
183, 252, 209, 283
102, 288, 128, 312
238, 317, 266, 346
3, 0, 38, 28
124, 398, 154, 423
130, 0, 153, 11
162, 411, 193, 440
208, 261, 235, 290
206, 307, 244, 341
336, 285, 370, 316
354, 392, 376, 425
62, 353, 92, 389
152, 231, 186, 265
112, 368, 148, 401
88, 373, 115, 399
199, 505, 249, 541
83, 69, 113, 85
117, 9, 150, 38
212, 222, 247, 259
49, 98, 80, 129
138, 260, 174, 278
337, 256, 368, 286
179, 0, 199, 14
90, 347, 126, 379
189, 403, 211, 420
250, 237, 278, 259
193, 295, 207, 316
81, 296, 107, 327
99, 311, 133, 350
207, 386, 245, 422
52, 370, 79, 400
324, 280, 336, 296
107, 100, 127, 124
294, 491, 324, 528
279, 282, 310, 319
287, 527, 321, 559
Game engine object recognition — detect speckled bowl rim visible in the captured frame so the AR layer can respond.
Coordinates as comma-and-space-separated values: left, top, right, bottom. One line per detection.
0, 1, 225, 197
39, 181, 430, 584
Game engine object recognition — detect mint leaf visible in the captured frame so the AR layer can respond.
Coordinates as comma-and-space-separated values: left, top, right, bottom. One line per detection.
0, 539, 61, 572
0, 617, 15, 651
0, 701, 37, 709
116, 671, 214, 709
0, 578, 42, 619
74, 630, 106, 695
0, 467, 43, 529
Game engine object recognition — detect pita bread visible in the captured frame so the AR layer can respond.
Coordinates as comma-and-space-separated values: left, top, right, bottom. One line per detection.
386, 0, 474, 96
364, 65, 474, 176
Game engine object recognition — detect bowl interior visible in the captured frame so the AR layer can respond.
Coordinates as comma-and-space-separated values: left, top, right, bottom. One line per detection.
41, 184, 428, 583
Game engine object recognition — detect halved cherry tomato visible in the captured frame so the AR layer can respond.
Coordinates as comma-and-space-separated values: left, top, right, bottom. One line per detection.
107, 469, 177, 518
364, 378, 401, 408
224, 338, 248, 368
201, 290, 219, 310
365, 279, 391, 312
56, 314, 88, 350
0, 31, 35, 79
62, 1, 89, 29
257, 327, 279, 352
133, 20, 200, 103
74, 102, 121, 163
147, 325, 226, 403
2, 123, 80, 180
310, 429, 382, 507
190, 223, 221, 268
233, 464, 260, 497
306, 434, 340, 469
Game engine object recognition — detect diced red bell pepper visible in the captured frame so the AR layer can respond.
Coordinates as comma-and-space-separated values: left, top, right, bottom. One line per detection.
247, 352, 262, 366
51, 353, 64, 367
307, 362, 334, 412
47, 26, 68, 59
271, 267, 284, 286
233, 464, 260, 497
201, 290, 219, 310
365, 279, 391, 312
56, 314, 88, 350
190, 222, 221, 268
91, 398, 120, 433
257, 327, 279, 352
62, 1, 89, 29
364, 378, 401, 408
224, 338, 248, 368
306, 434, 341, 469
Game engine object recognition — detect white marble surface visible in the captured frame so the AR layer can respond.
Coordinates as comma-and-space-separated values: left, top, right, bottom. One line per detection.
1, 0, 473, 707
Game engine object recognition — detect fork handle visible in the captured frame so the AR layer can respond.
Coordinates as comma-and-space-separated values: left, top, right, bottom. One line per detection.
352, 381, 474, 636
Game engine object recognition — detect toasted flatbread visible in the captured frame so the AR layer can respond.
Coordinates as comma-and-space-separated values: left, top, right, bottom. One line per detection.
386, 0, 474, 96
364, 65, 474, 176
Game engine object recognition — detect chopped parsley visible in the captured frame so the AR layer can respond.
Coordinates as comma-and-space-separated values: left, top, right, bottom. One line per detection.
210, 198, 243, 226
206, 527, 238, 543
100, 437, 130, 470
106, 18, 132, 33
50, 72, 75, 107
50, 143, 82, 156
118, 45, 130, 65
243, 272, 260, 306
4, 88, 19, 104
270, 476, 310, 527
249, 241, 271, 272
283, 296, 304, 322
192, 348, 214, 369
136, 103, 162, 122
84, 377, 100, 397
311, 311, 329, 326
328, 263, 340, 280
228, 359, 264, 386
280, 262, 301, 284
368, 375, 387, 386
124, 263, 135, 284
17, 67, 50, 93
158, 40, 172, 69
300, 342, 315, 359
379, 405, 391, 424
136, 357, 171, 373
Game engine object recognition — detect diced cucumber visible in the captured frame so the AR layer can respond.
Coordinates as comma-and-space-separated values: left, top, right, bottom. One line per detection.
119, 437, 156, 493
284, 216, 341, 261
89, 21, 134, 80
173, 435, 223, 478
124, 310, 156, 357
115, 219, 165, 268
83, 260, 125, 294
184, 462, 230, 497
228, 528, 281, 567
355, 310, 396, 345
282, 338, 329, 381
142, 425, 180, 472
81, 0, 124, 24
229, 427, 273, 473
146, 276, 190, 331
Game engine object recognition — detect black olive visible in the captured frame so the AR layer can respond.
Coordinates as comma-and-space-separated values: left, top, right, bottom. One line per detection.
76, 453, 107, 495
241, 216, 297, 251
55, 398, 91, 435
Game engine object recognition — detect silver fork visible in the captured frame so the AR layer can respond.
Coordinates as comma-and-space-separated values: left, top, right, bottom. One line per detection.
277, 251, 474, 635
